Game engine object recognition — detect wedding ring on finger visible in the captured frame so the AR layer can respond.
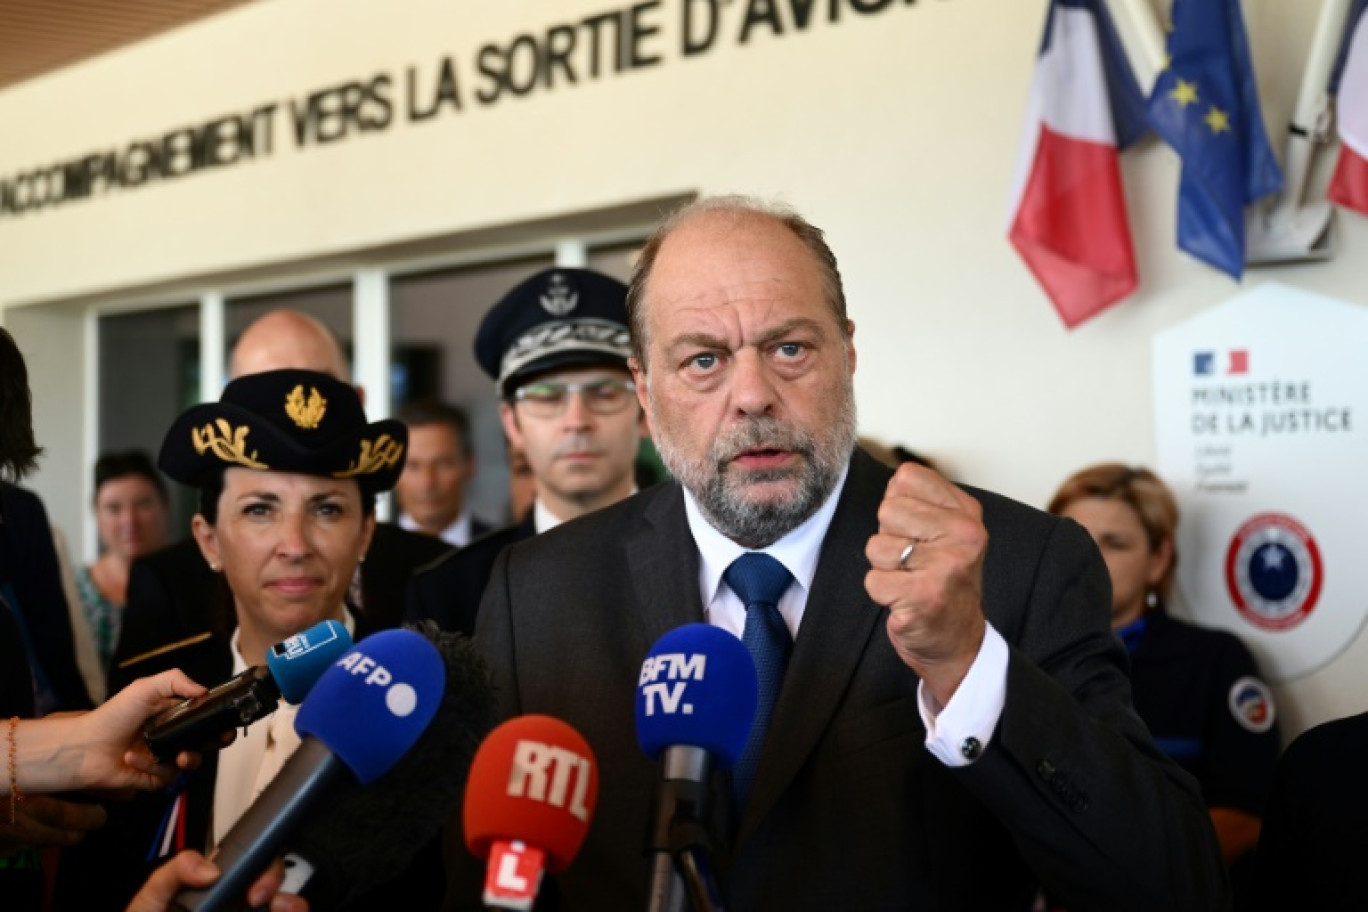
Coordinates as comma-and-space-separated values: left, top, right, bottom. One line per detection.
897, 541, 917, 571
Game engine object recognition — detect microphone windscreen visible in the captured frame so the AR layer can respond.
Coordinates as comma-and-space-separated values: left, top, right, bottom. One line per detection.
464, 715, 599, 874
295, 628, 444, 783
265, 619, 353, 703
283, 623, 496, 908
635, 623, 758, 769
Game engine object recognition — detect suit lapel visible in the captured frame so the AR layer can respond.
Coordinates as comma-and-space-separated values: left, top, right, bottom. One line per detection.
737, 450, 893, 842
625, 483, 705, 651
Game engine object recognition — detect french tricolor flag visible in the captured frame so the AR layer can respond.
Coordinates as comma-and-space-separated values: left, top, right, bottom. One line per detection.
1008, 0, 1149, 329
1329, 0, 1368, 215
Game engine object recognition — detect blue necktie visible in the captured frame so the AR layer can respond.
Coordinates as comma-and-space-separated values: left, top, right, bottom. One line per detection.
724, 552, 794, 808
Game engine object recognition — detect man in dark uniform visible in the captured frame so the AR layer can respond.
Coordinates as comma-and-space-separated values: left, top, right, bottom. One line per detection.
404, 268, 645, 636
109, 309, 448, 692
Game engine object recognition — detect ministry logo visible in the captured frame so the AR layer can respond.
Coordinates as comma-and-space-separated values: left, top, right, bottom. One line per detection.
1225, 512, 1323, 632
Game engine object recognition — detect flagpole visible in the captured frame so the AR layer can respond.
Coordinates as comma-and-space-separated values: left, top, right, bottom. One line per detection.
1105, 0, 1167, 95
1247, 0, 1350, 263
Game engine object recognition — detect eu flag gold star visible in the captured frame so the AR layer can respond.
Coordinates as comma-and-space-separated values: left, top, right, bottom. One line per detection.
1169, 79, 1199, 107
1204, 106, 1231, 134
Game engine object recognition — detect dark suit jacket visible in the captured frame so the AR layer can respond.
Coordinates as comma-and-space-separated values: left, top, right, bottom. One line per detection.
0, 484, 91, 712
452, 450, 1226, 911
404, 516, 537, 636
110, 523, 451, 692
1254, 711, 1368, 910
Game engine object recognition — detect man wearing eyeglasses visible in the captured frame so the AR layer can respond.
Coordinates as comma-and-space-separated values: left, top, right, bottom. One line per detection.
404, 268, 645, 635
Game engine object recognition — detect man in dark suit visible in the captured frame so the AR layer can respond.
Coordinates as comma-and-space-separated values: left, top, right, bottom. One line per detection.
447, 198, 1227, 910
394, 399, 493, 547
405, 268, 645, 636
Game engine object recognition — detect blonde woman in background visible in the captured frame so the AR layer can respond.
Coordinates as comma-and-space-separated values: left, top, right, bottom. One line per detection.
1049, 464, 1278, 911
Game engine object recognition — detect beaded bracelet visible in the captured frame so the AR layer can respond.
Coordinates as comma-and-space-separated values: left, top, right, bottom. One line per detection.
7, 716, 20, 824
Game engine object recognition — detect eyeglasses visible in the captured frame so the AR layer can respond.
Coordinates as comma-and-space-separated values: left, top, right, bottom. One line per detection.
511, 378, 637, 417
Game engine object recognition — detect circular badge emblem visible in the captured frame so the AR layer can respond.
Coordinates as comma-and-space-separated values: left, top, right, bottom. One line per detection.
1227, 676, 1276, 734
1225, 512, 1323, 631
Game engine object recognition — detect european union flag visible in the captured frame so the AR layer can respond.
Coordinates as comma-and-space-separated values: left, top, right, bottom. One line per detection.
1148, 0, 1282, 278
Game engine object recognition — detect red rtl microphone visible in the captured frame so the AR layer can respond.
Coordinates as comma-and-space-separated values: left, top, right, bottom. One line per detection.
464, 715, 599, 911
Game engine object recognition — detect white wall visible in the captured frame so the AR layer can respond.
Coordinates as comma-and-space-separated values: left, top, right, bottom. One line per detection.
1, 0, 1364, 736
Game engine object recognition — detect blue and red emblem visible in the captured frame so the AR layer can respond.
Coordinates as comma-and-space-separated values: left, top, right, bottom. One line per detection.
1225, 512, 1323, 631
1227, 676, 1276, 733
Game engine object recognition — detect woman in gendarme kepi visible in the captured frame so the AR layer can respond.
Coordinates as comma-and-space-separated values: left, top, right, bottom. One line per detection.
54, 368, 415, 912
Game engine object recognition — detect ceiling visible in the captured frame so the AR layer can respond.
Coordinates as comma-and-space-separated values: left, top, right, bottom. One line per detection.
0, 0, 256, 92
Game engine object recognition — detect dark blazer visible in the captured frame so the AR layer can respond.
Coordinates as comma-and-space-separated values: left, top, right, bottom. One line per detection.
451, 450, 1226, 911
0, 484, 91, 712
110, 523, 451, 692
1254, 711, 1368, 910
404, 516, 536, 636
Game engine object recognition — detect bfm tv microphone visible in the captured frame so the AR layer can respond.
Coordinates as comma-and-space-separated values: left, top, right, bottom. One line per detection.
143, 619, 351, 761
636, 624, 758, 912
464, 715, 600, 911
173, 627, 445, 912
275, 623, 496, 908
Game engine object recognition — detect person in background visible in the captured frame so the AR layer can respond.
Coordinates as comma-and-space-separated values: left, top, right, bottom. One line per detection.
1049, 463, 1277, 910
0, 328, 91, 719
504, 441, 535, 525
394, 400, 490, 547
404, 267, 645, 637
1254, 707, 1368, 909
78, 451, 170, 671
857, 435, 946, 476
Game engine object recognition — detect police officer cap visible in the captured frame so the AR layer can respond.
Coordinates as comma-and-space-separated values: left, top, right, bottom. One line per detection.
159, 368, 407, 493
475, 268, 631, 397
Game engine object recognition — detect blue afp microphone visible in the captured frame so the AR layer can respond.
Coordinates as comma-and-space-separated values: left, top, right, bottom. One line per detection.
636, 624, 758, 912
173, 628, 445, 912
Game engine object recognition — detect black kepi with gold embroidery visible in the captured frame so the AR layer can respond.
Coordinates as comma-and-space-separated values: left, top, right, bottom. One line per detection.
158, 369, 406, 492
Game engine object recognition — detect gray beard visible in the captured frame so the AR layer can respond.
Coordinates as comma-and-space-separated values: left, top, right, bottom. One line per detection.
653, 395, 858, 549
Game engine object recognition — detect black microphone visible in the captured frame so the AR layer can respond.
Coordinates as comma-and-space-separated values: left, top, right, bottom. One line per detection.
636, 624, 758, 912
143, 620, 351, 761
276, 624, 495, 907
173, 628, 449, 912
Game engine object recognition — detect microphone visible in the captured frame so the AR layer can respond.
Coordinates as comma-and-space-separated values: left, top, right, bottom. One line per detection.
173, 627, 445, 912
636, 624, 758, 912
143, 619, 352, 761
275, 624, 495, 907
464, 715, 600, 911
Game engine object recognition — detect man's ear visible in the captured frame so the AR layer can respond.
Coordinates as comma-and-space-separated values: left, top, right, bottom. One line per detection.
629, 357, 649, 412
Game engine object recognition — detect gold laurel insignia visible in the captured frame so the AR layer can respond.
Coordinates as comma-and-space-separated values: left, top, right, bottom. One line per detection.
285, 385, 327, 429
192, 419, 268, 470
334, 434, 405, 478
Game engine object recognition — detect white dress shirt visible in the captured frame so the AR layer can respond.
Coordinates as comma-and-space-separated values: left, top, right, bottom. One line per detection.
399, 508, 478, 548
682, 460, 1008, 768
532, 489, 639, 535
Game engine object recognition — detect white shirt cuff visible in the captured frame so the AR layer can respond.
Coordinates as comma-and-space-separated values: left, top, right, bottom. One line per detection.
918, 623, 1008, 767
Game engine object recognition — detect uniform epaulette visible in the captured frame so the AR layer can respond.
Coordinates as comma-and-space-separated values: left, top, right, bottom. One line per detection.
115, 632, 213, 670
